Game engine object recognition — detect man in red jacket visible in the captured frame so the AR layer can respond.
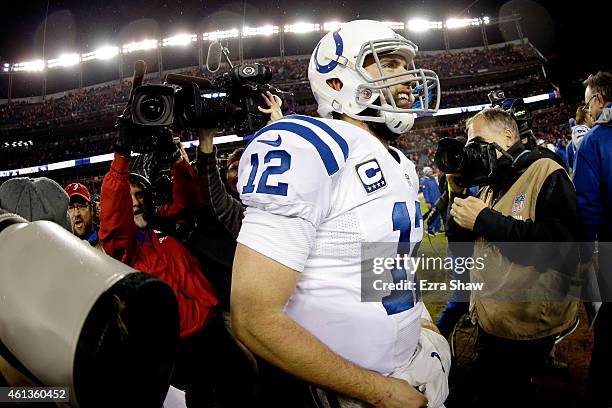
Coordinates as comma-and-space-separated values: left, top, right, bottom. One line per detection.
99, 121, 243, 406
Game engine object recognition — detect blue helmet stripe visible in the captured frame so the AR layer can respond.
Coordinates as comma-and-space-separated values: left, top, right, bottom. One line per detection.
255, 122, 340, 176
286, 115, 349, 161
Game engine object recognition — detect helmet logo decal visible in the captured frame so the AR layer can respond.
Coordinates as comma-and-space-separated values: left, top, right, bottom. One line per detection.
314, 29, 344, 74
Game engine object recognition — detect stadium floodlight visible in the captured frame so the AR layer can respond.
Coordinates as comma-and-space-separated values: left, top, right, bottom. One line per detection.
384, 21, 405, 30
407, 19, 443, 31
323, 21, 343, 32
202, 29, 239, 41
47, 53, 81, 68
162, 34, 198, 47
122, 39, 158, 54
242, 25, 280, 37
483, 16, 490, 24
445, 17, 483, 29
12, 60, 45, 72
82, 46, 119, 62
283, 22, 320, 34
3, 63, 8, 72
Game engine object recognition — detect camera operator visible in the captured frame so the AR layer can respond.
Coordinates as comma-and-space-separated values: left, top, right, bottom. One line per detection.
442, 108, 578, 407
101, 113, 239, 406
195, 91, 283, 239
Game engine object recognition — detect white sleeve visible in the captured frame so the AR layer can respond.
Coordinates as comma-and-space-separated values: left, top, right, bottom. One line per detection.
237, 206, 316, 272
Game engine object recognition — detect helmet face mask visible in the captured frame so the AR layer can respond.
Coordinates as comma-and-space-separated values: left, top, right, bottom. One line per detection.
308, 20, 441, 135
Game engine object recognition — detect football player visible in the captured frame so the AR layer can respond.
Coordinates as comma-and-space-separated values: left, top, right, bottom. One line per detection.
231, 20, 450, 408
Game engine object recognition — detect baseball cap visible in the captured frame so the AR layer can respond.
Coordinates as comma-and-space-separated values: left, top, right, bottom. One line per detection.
0, 177, 70, 230
65, 183, 91, 203
422, 166, 433, 176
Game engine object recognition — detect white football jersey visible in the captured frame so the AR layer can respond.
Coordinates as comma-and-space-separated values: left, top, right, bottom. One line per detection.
237, 115, 425, 374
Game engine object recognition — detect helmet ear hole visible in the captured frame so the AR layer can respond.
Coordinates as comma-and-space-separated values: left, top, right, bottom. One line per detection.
326, 78, 343, 91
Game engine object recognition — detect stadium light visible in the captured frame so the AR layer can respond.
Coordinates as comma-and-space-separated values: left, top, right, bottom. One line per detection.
162, 33, 197, 47
283, 22, 320, 34
323, 21, 343, 31
81, 46, 119, 62
407, 19, 443, 31
122, 39, 158, 54
242, 25, 279, 37
384, 21, 405, 30
445, 17, 484, 29
202, 29, 239, 41
3, 63, 9, 72
12, 60, 45, 72
47, 53, 80, 68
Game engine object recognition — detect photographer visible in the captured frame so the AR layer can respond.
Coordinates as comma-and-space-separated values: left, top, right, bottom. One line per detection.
442, 108, 578, 407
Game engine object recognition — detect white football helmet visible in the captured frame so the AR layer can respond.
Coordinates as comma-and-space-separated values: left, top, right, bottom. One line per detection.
308, 20, 441, 134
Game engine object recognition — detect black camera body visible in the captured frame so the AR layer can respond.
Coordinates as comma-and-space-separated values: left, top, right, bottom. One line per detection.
434, 89, 533, 187
434, 137, 502, 187
131, 63, 288, 137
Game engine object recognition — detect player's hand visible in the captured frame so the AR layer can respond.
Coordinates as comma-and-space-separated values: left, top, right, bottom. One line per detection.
258, 91, 283, 124
371, 377, 428, 408
445, 174, 465, 194
450, 196, 487, 231
197, 128, 217, 154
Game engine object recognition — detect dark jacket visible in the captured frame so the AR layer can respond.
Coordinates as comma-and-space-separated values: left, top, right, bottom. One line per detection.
195, 147, 245, 239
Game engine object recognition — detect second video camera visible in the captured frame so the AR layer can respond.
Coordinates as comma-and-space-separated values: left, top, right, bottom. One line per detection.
132, 63, 286, 136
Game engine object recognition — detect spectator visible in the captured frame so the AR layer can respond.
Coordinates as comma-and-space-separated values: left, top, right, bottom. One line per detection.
573, 71, 612, 408
65, 182, 103, 251
567, 106, 594, 169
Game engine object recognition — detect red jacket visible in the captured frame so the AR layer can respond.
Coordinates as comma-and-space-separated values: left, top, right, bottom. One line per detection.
100, 153, 218, 338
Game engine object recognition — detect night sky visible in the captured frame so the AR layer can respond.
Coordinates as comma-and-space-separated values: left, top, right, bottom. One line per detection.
0, 0, 608, 100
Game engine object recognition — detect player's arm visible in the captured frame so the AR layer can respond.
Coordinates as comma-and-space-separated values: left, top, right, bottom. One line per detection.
231, 242, 428, 408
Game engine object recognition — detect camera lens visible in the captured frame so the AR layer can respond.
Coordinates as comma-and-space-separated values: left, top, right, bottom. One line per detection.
140, 95, 166, 123
435, 137, 466, 173
444, 145, 464, 172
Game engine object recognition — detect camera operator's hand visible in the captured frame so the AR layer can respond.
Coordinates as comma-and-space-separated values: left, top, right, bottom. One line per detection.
450, 196, 487, 231
258, 91, 283, 125
154, 128, 182, 165
197, 128, 217, 154
113, 111, 135, 158
446, 174, 466, 194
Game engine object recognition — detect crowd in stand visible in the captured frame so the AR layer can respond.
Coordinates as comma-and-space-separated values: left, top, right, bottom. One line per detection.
0, 43, 541, 128
416, 44, 539, 77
